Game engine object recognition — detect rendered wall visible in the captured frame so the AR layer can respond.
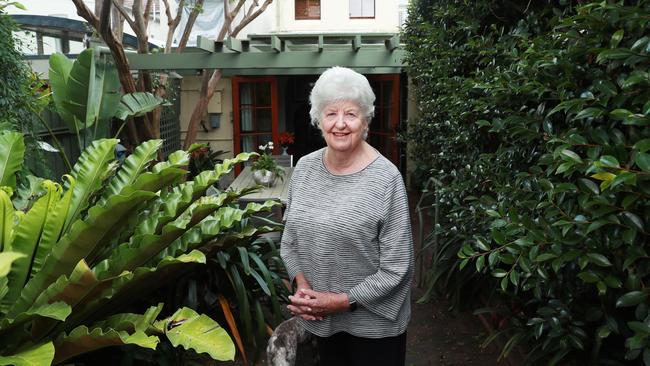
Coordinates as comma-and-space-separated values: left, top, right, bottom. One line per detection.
179, 75, 235, 159
240, 0, 400, 36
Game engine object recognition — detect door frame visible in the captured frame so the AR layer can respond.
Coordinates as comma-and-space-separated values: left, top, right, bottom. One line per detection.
232, 76, 279, 174
367, 74, 401, 165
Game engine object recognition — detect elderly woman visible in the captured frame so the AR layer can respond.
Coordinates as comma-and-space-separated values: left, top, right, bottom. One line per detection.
280, 67, 414, 366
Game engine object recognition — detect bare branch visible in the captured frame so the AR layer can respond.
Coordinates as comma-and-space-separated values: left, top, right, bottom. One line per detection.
230, 0, 246, 19
177, 0, 205, 52
112, 0, 125, 41
112, 0, 137, 32
132, 0, 150, 52
244, 0, 260, 20
72, 0, 100, 29
143, 0, 153, 29
232, 0, 272, 37
99, 0, 113, 36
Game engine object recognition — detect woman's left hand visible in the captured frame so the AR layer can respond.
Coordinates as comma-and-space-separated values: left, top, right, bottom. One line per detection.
288, 289, 350, 318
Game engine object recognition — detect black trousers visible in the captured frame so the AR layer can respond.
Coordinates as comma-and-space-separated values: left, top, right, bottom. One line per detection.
315, 332, 407, 366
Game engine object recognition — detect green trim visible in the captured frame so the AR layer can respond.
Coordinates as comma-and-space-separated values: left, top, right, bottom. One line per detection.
226, 38, 242, 53
197, 36, 215, 53
386, 35, 400, 51
220, 67, 403, 76
352, 35, 361, 52
271, 36, 282, 52
126, 49, 405, 71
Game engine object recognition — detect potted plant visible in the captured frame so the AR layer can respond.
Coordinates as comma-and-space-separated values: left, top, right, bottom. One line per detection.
278, 132, 295, 155
251, 142, 285, 187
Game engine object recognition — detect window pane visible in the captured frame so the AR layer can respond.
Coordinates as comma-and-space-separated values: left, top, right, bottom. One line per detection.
241, 135, 256, 153
240, 83, 253, 106
255, 82, 271, 106
13, 30, 37, 55
257, 108, 272, 132
296, 0, 320, 19
69, 40, 85, 54
42, 36, 63, 55
308, 0, 321, 17
362, 0, 374, 17
241, 107, 253, 132
349, 0, 361, 17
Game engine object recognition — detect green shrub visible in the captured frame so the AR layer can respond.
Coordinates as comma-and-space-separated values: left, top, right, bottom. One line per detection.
406, 0, 650, 364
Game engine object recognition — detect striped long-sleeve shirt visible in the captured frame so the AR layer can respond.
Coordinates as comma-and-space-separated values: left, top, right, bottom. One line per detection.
280, 148, 414, 339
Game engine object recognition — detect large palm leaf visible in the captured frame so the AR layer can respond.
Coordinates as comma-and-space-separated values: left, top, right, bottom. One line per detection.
0, 131, 25, 190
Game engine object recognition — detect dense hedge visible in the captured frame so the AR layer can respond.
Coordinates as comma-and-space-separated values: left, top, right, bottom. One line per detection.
0, 10, 32, 126
405, 0, 650, 364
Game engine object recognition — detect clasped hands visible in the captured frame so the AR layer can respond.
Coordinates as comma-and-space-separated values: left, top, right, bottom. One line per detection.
288, 274, 349, 321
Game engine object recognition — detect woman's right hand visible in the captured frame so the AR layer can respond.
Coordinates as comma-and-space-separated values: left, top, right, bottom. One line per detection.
288, 273, 323, 321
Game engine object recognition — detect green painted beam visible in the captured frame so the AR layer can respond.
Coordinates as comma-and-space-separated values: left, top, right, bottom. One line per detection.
225, 37, 242, 53
318, 35, 324, 52
196, 36, 215, 53
126, 49, 405, 70
271, 36, 281, 52
386, 35, 400, 51
352, 35, 361, 52
221, 67, 403, 76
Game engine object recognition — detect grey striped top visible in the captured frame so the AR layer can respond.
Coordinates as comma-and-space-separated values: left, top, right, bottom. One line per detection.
280, 148, 414, 339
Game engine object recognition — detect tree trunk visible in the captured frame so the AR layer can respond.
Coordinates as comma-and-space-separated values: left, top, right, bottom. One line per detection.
182, 69, 222, 150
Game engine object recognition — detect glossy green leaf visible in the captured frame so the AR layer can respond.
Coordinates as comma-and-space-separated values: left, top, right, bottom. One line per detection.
64, 48, 121, 130
610, 29, 624, 48
8, 190, 156, 318
63, 138, 119, 233
100, 139, 163, 203
114, 92, 170, 121
0, 189, 14, 252
622, 212, 644, 232
0, 252, 26, 277
161, 307, 235, 361
1, 181, 60, 311
53, 324, 158, 364
634, 139, 650, 153
0, 342, 54, 366
616, 291, 648, 308
48, 53, 75, 130
587, 253, 612, 267
636, 153, 650, 172
31, 177, 75, 277
561, 149, 582, 163
0, 131, 25, 189
599, 155, 620, 168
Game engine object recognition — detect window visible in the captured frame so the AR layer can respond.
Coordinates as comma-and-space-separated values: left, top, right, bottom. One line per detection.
349, 0, 374, 18
295, 0, 321, 20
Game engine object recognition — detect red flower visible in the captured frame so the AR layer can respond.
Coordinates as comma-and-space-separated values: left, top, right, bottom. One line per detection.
278, 132, 295, 146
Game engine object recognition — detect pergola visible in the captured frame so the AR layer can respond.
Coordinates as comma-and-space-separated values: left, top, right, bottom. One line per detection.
125, 33, 405, 75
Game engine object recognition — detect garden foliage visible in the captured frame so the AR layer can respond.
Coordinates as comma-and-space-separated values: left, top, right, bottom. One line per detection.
405, 0, 650, 364
0, 131, 282, 365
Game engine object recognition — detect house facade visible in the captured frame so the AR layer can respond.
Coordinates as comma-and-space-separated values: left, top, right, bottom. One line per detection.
170, 0, 412, 175
11, 0, 415, 180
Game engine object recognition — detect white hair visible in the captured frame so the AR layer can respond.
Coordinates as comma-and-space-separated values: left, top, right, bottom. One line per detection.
309, 66, 376, 128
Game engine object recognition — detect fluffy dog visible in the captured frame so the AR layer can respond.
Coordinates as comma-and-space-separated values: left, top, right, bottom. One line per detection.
266, 317, 313, 366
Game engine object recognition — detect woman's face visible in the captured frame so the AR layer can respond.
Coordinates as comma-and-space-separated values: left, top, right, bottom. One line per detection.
319, 100, 367, 154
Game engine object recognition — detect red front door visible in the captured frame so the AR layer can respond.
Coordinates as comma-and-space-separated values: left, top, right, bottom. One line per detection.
232, 76, 279, 174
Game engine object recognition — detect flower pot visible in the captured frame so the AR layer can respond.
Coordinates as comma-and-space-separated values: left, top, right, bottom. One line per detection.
281, 145, 289, 155
252, 169, 277, 187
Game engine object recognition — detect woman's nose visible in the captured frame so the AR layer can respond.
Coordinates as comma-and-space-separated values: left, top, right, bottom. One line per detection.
335, 113, 346, 128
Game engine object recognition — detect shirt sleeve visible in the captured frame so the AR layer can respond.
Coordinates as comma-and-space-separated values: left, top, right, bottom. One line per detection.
348, 175, 414, 321
280, 169, 300, 283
